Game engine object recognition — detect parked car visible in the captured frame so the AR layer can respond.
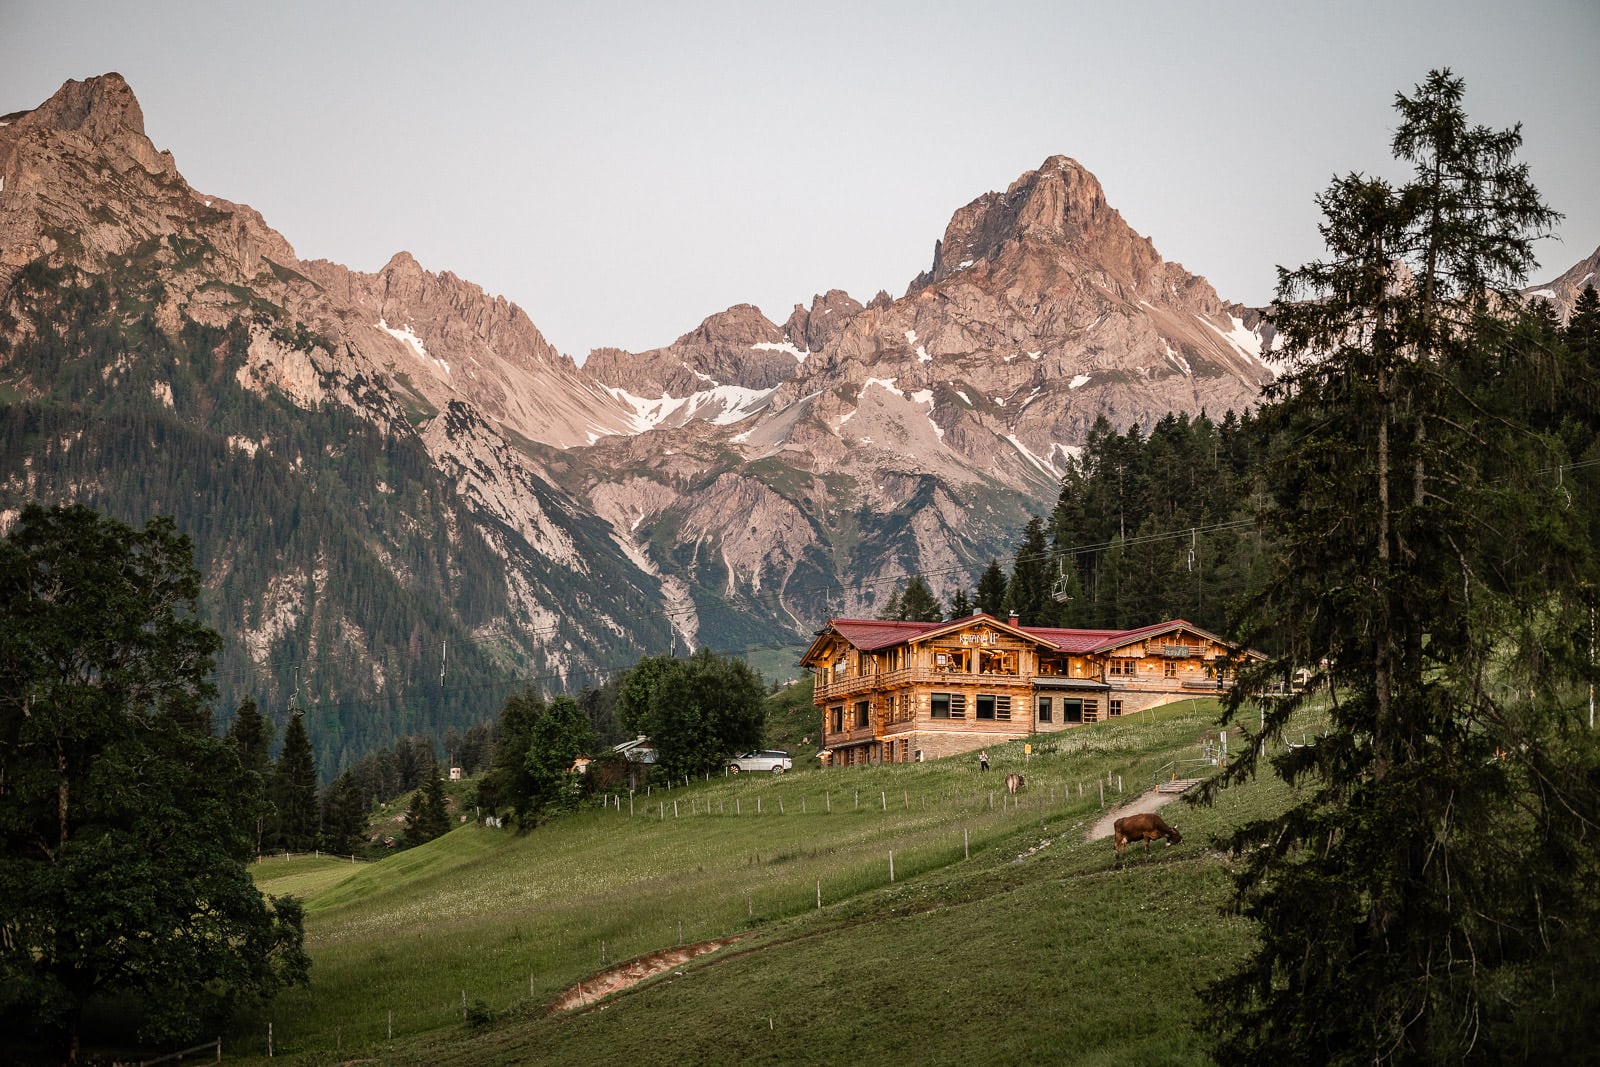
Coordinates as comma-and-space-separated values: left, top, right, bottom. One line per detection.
726, 749, 792, 774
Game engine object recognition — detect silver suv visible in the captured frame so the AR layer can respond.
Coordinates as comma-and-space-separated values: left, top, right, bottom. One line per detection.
726, 749, 792, 774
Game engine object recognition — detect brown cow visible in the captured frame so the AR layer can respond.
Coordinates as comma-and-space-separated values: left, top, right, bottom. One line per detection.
1005, 772, 1025, 795
1113, 812, 1183, 857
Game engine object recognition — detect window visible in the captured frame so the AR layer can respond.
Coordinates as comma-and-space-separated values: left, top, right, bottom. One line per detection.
1063, 699, 1084, 723
930, 692, 966, 719
1110, 698, 1123, 717
976, 694, 995, 720
1164, 660, 1177, 679
1037, 696, 1053, 723
854, 700, 870, 728
830, 705, 844, 733
1109, 660, 1133, 676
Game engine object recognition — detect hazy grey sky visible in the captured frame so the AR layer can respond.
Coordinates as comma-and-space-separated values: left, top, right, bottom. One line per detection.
4, 1, 1596, 358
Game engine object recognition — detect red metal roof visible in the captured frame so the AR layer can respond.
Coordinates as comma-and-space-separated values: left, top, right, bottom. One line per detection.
814, 616, 1209, 655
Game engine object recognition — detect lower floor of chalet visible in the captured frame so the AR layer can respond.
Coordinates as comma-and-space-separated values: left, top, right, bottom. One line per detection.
819, 682, 1222, 766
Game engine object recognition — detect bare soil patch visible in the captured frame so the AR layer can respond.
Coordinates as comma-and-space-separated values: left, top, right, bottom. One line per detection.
553, 937, 743, 1011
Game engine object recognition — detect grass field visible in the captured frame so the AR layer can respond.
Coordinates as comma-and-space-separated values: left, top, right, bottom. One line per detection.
232, 699, 1302, 1064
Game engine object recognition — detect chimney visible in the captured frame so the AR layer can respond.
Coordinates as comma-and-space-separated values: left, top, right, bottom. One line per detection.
1008, 611, 1020, 627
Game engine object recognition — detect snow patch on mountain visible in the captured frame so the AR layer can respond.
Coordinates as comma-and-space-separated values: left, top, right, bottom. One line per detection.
377, 319, 451, 376
752, 340, 809, 362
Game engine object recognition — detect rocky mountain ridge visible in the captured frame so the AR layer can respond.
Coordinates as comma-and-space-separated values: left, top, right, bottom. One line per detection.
7, 73, 1590, 765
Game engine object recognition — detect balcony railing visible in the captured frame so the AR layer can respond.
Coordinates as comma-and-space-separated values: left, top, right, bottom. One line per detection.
815, 665, 1028, 701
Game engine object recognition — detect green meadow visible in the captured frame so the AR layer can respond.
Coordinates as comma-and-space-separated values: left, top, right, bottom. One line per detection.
236, 700, 1306, 1064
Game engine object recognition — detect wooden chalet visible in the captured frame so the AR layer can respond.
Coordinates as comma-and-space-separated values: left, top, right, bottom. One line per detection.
801, 613, 1258, 766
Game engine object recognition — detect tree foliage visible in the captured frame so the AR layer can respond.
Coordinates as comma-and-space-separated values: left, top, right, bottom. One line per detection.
974, 560, 1008, 618
0, 505, 308, 1056
269, 710, 319, 851
1204, 71, 1599, 1065
521, 696, 595, 825
878, 575, 944, 621
403, 773, 451, 846
615, 649, 767, 780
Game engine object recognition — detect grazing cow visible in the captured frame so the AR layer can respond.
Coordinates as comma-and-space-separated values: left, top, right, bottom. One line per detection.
1005, 772, 1025, 795
1113, 813, 1183, 857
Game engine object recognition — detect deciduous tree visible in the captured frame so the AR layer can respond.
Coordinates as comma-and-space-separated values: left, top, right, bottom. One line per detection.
0, 505, 308, 1058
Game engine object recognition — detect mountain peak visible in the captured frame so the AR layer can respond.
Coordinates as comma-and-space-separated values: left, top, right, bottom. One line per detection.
27, 72, 149, 142
910, 155, 1159, 295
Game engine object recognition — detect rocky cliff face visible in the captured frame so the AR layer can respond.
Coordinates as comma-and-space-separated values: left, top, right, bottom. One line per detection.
1, 74, 1285, 759
1526, 246, 1600, 319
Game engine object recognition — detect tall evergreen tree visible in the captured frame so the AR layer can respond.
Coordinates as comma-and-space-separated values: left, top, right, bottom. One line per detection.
403, 773, 450, 846
319, 771, 367, 856
1002, 516, 1055, 626
975, 559, 1007, 618
270, 710, 319, 851
227, 696, 275, 856
948, 585, 973, 619
1205, 70, 1598, 1064
895, 576, 944, 622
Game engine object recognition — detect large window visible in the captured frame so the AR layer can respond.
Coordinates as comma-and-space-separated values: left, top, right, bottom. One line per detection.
830, 705, 844, 733
1063, 699, 1084, 723
975, 694, 1012, 721
1037, 696, 1053, 723
1109, 659, 1134, 676
854, 700, 870, 728
930, 692, 966, 719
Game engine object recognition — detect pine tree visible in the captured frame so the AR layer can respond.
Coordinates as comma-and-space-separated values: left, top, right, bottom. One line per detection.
403, 773, 450, 846
948, 586, 973, 619
898, 576, 944, 621
319, 771, 367, 856
974, 559, 1007, 618
1205, 70, 1598, 1064
1002, 516, 1054, 626
270, 711, 319, 851
227, 696, 274, 856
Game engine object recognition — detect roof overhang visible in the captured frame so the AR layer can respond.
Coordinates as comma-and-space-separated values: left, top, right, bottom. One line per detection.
1032, 678, 1113, 691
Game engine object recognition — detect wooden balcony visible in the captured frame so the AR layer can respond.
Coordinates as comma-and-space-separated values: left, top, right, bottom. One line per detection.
815, 666, 1028, 702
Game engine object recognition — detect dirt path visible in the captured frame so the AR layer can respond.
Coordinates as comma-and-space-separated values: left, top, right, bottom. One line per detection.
552, 937, 742, 1011
1084, 788, 1185, 842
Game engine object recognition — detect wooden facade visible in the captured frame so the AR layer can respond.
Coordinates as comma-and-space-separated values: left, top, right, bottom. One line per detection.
801, 614, 1257, 766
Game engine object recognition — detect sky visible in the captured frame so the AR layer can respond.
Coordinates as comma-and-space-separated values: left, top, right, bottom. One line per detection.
4, 1, 1596, 359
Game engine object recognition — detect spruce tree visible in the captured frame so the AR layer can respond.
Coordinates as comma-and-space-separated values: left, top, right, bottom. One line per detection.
270, 711, 319, 851
319, 771, 368, 856
948, 586, 973, 618
1002, 516, 1054, 626
898, 576, 944, 621
974, 559, 1007, 618
1205, 70, 1598, 1064
403, 774, 450, 846
227, 696, 274, 856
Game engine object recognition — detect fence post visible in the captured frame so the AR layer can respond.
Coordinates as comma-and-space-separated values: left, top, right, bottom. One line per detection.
880, 791, 886, 811
816, 879, 821, 909
889, 850, 895, 883
964, 827, 969, 859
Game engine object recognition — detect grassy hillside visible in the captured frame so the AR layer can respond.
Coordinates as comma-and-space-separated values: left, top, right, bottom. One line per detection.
234, 700, 1302, 1064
